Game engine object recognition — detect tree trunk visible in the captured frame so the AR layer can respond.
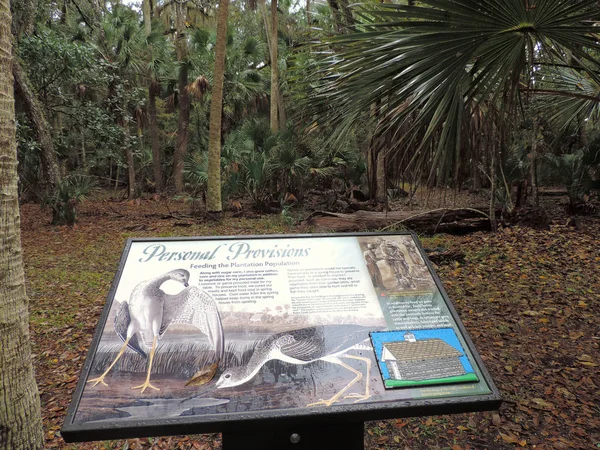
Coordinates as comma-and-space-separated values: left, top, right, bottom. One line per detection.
260, 0, 285, 129
10, 0, 36, 39
489, 140, 497, 232
123, 123, 135, 198
80, 125, 87, 171
143, 4, 163, 193
302, 208, 498, 235
269, 0, 279, 131
173, 2, 190, 194
206, 0, 229, 212
327, 0, 343, 33
148, 83, 164, 192
530, 119, 538, 206
12, 59, 61, 192
0, 1, 44, 447
142, 0, 151, 36
277, 80, 286, 129
337, 0, 354, 28
375, 148, 386, 202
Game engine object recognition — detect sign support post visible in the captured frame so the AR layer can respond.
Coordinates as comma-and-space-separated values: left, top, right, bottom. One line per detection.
222, 422, 365, 450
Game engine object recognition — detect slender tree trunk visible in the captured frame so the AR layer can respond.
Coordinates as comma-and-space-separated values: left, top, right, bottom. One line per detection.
123, 122, 135, 198
142, 0, 151, 36
260, 0, 271, 51
327, 0, 343, 33
137, 115, 143, 152
530, 118, 538, 206
306, 0, 310, 29
269, 0, 279, 131
173, 3, 190, 193
375, 147, 386, 202
148, 84, 164, 192
13, 59, 61, 192
260, 0, 285, 129
206, 0, 229, 212
277, 87, 286, 127
115, 163, 120, 190
0, 1, 44, 447
490, 139, 497, 232
142, 4, 164, 193
80, 125, 87, 171
337, 0, 354, 27
10, 0, 36, 39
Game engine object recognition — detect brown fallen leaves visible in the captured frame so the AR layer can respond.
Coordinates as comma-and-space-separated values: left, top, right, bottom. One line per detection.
19, 199, 600, 449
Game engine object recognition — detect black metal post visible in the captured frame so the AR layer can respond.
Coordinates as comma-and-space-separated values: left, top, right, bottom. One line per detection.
222, 422, 365, 450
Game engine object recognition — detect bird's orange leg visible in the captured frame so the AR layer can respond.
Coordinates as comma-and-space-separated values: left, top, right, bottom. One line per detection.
307, 358, 362, 407
342, 354, 372, 403
87, 336, 132, 388
132, 336, 160, 394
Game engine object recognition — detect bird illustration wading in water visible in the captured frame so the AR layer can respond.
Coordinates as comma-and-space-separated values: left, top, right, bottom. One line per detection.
88, 269, 224, 393
216, 324, 374, 407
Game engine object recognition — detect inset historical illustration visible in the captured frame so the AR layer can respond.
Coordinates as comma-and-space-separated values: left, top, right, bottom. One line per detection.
370, 329, 479, 389
359, 236, 434, 293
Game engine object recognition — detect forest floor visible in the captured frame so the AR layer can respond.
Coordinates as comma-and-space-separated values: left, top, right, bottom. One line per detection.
20, 193, 600, 449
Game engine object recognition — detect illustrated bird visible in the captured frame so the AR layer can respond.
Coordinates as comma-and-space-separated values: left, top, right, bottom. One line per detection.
216, 324, 376, 407
88, 269, 224, 393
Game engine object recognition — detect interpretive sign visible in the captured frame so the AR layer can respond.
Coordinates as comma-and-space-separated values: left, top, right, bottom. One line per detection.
62, 232, 501, 445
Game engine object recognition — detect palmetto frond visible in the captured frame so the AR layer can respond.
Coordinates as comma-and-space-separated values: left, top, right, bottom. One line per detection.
534, 65, 600, 131
184, 151, 209, 188
309, 0, 600, 183
101, 5, 147, 76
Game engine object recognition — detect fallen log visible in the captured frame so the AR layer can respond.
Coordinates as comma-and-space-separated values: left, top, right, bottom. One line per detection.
301, 207, 501, 235
538, 189, 568, 197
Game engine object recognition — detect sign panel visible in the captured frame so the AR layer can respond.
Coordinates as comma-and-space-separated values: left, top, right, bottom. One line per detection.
62, 233, 500, 442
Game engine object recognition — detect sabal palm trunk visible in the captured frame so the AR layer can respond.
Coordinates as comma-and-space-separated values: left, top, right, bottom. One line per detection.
142, 5, 164, 193
148, 83, 164, 192
269, 0, 279, 131
207, 0, 230, 212
0, 0, 44, 447
123, 121, 136, 198
306, 0, 310, 30
174, 62, 190, 193
173, 3, 190, 194
142, 0, 152, 36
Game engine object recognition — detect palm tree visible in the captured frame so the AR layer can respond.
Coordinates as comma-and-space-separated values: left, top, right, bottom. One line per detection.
310, 0, 600, 213
155, 0, 211, 193
0, 0, 44, 447
144, 19, 174, 193
207, 0, 230, 212
100, 4, 147, 198
267, 0, 280, 131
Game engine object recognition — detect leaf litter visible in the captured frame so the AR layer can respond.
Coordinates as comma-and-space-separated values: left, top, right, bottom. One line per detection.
19, 198, 600, 449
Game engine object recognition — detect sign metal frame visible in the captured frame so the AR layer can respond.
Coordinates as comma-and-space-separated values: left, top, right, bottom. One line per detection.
61, 232, 501, 444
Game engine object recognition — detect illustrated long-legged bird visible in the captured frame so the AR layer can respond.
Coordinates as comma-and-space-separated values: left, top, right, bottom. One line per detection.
216, 325, 375, 407
87, 269, 224, 393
